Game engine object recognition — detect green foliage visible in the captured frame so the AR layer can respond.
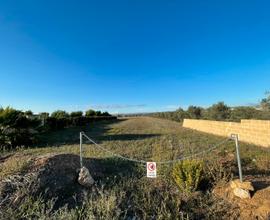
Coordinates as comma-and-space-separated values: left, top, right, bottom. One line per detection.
96, 110, 102, 116
0, 107, 21, 126
187, 105, 203, 119
51, 110, 69, 119
0, 107, 114, 148
172, 160, 203, 193
260, 91, 270, 110
230, 106, 259, 121
70, 111, 83, 117
85, 109, 96, 117
102, 111, 110, 116
24, 110, 33, 116
205, 102, 231, 121
153, 108, 190, 122
40, 112, 49, 118
85, 109, 112, 117
0, 107, 40, 149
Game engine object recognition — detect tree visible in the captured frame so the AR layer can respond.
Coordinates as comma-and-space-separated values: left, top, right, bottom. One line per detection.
85, 109, 96, 117
40, 112, 49, 118
260, 91, 270, 111
24, 110, 33, 116
101, 111, 111, 116
0, 107, 40, 149
70, 111, 83, 117
230, 106, 258, 121
51, 110, 69, 119
187, 106, 203, 119
95, 111, 102, 116
205, 102, 231, 121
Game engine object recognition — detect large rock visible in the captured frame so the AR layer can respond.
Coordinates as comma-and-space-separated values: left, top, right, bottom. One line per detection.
230, 179, 254, 191
213, 178, 270, 219
78, 167, 94, 187
233, 188, 251, 199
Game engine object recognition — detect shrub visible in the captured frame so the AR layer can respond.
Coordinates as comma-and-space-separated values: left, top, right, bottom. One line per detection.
51, 110, 69, 119
172, 159, 203, 193
203, 159, 233, 186
0, 107, 40, 149
255, 154, 270, 173
45, 117, 69, 130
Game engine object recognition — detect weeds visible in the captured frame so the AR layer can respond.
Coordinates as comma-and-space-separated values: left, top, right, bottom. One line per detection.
0, 117, 268, 219
0, 154, 31, 180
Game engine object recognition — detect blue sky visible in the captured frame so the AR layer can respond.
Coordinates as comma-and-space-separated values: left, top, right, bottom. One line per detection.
0, 0, 270, 114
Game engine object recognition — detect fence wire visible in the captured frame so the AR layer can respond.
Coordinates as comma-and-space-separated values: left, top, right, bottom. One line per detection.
80, 132, 230, 165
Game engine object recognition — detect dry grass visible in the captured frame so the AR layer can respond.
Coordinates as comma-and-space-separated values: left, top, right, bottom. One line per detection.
0, 154, 32, 181
1, 117, 269, 219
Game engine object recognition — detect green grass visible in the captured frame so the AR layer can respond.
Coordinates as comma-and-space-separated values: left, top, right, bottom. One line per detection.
1, 117, 269, 219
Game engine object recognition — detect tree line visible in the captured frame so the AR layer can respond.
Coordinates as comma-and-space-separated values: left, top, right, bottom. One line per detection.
151, 93, 270, 122
0, 108, 115, 150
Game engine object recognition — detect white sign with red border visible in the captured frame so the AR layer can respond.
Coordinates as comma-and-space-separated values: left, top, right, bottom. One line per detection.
147, 162, 157, 178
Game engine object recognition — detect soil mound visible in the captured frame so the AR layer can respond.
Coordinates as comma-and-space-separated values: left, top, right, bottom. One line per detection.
213, 177, 270, 219
0, 154, 105, 210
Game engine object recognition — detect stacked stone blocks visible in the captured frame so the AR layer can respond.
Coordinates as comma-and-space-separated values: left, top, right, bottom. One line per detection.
183, 119, 270, 147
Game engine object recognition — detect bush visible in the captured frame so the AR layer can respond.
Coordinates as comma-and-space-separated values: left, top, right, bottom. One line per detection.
51, 110, 69, 119
203, 159, 233, 187
45, 117, 69, 130
0, 107, 40, 149
172, 159, 203, 193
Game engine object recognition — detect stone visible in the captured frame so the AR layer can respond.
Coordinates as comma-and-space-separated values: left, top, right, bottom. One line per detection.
230, 179, 254, 191
78, 167, 94, 187
233, 187, 251, 199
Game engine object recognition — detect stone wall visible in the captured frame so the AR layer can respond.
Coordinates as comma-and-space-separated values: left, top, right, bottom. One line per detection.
183, 119, 270, 147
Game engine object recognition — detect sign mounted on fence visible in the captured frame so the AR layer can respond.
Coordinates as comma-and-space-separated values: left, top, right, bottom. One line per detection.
147, 162, 157, 178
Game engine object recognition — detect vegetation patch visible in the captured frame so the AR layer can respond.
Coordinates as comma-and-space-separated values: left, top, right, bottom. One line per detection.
172, 160, 203, 194
0, 117, 269, 219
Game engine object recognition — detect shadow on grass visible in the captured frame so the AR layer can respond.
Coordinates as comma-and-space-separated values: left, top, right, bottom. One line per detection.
35, 119, 160, 147
86, 133, 161, 142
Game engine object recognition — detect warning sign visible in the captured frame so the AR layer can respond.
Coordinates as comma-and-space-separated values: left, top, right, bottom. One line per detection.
147, 162, 157, 178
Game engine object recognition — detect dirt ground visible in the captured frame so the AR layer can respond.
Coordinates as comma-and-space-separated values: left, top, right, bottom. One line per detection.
213, 177, 270, 219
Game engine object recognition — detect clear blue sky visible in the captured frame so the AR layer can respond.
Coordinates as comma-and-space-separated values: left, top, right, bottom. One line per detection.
0, 0, 270, 114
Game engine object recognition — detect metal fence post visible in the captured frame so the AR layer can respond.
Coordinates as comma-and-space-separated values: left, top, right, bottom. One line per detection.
80, 132, 83, 168
231, 134, 243, 182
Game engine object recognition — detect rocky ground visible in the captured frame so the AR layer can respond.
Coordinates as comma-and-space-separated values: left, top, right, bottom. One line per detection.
213, 177, 270, 219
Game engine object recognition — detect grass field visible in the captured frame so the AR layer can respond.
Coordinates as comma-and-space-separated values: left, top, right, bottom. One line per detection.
1, 117, 270, 219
